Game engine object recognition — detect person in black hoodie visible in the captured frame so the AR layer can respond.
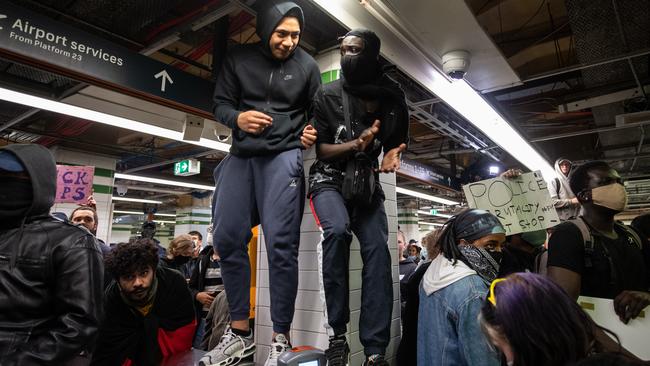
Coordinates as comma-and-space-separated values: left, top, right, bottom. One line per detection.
207, 2, 320, 366
0, 144, 104, 365
307, 29, 409, 366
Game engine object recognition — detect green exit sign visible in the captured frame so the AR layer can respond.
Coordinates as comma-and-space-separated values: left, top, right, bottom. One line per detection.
174, 159, 200, 176
430, 209, 438, 215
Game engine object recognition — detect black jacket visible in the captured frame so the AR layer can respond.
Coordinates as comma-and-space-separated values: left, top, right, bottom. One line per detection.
0, 144, 104, 365
188, 245, 216, 313
308, 77, 410, 195
213, 1, 321, 157
397, 261, 431, 366
92, 267, 196, 366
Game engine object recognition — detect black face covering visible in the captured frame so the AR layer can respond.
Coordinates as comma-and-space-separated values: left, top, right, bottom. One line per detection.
458, 244, 501, 284
341, 53, 379, 85
0, 176, 33, 227
173, 256, 191, 266
340, 29, 381, 85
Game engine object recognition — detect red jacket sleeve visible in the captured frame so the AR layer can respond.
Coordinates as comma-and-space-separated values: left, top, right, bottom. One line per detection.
157, 319, 197, 358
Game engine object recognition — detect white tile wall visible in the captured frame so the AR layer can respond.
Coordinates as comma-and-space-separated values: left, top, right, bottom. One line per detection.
254, 150, 401, 365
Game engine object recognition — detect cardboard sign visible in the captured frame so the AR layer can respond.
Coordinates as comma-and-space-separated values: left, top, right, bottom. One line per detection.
55, 165, 94, 203
579, 296, 650, 360
462, 171, 559, 235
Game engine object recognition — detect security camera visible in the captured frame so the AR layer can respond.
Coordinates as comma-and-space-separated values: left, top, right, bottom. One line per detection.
442, 50, 471, 80
213, 123, 232, 143
116, 184, 128, 197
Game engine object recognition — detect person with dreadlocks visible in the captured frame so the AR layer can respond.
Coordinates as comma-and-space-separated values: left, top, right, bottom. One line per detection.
418, 209, 506, 366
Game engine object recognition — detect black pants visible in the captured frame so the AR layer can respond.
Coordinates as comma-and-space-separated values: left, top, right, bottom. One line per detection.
212, 148, 304, 334
310, 189, 392, 356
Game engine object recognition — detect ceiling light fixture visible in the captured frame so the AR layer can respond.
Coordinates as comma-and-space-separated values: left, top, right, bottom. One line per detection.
115, 173, 214, 191
111, 196, 163, 204
153, 220, 176, 224
396, 187, 459, 205
113, 210, 177, 217
0, 87, 231, 153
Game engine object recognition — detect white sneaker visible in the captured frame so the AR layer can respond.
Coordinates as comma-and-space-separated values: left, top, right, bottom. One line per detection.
198, 327, 255, 366
263, 333, 291, 366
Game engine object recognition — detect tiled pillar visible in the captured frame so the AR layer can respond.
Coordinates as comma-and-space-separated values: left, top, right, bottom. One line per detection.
174, 206, 211, 248
398, 208, 421, 243
49, 147, 115, 243
110, 223, 133, 245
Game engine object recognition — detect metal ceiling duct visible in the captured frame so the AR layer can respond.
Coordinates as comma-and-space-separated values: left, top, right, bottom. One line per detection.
565, 0, 650, 171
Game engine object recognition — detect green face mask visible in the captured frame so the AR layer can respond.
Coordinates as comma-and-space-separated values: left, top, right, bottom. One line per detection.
520, 230, 547, 247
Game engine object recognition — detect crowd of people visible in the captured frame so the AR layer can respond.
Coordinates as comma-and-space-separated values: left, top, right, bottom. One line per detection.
1, 1, 650, 366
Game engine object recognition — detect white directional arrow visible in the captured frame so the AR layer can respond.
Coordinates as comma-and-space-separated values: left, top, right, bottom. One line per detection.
0, 14, 7, 30
154, 70, 173, 92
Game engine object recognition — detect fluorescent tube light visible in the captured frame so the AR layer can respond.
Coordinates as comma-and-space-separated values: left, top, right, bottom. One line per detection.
153, 220, 176, 224
113, 210, 176, 217
0, 87, 231, 153
418, 221, 444, 227
115, 173, 214, 191
430, 80, 555, 180
112, 197, 163, 204
396, 187, 459, 205
417, 210, 453, 219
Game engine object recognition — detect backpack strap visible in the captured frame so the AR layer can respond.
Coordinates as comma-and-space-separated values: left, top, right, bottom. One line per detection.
341, 88, 353, 141
534, 248, 549, 275
554, 177, 561, 197
569, 217, 595, 268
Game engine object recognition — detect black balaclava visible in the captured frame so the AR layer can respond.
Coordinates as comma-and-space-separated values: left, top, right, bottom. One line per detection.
0, 145, 56, 230
340, 28, 381, 85
0, 173, 33, 226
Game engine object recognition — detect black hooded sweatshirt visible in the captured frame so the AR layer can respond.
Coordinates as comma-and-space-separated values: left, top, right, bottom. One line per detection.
213, 1, 321, 157
0, 144, 104, 365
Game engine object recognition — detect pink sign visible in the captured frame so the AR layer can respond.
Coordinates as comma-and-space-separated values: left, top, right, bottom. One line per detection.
55, 165, 95, 203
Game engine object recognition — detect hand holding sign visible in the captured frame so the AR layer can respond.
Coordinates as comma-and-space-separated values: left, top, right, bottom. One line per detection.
55, 165, 95, 203
462, 171, 559, 235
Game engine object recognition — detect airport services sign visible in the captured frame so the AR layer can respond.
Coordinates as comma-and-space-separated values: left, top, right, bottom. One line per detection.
0, 3, 214, 116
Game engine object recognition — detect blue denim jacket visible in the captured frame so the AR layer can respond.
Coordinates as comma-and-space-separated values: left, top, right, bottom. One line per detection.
417, 274, 500, 366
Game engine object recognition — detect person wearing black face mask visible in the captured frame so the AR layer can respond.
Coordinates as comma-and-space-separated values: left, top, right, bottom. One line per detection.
547, 161, 650, 323
307, 29, 409, 366
161, 234, 196, 281
0, 144, 104, 365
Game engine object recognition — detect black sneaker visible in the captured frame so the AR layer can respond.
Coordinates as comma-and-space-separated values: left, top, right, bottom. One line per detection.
362, 354, 388, 366
325, 335, 350, 366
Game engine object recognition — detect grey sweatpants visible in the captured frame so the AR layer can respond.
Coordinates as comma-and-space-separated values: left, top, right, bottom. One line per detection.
212, 148, 304, 334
